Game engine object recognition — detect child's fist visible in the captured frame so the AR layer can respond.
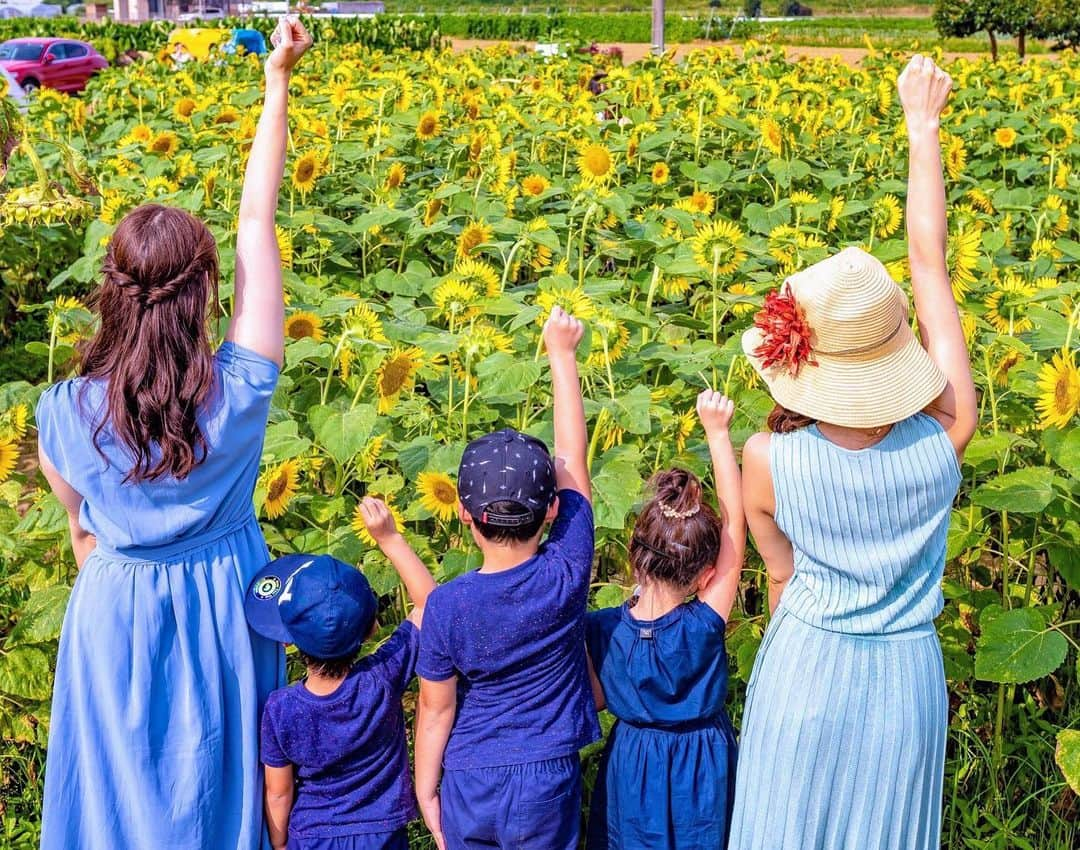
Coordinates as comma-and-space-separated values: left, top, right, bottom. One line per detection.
696, 389, 734, 436
359, 497, 399, 545
543, 305, 585, 356
897, 54, 952, 132
267, 15, 313, 75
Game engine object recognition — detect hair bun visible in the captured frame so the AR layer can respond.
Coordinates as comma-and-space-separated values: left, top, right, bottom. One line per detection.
649, 468, 703, 519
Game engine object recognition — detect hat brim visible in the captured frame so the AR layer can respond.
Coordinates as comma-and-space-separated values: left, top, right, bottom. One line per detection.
741, 322, 948, 429
244, 559, 301, 644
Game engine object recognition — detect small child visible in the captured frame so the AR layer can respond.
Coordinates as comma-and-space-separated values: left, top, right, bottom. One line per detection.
413, 305, 600, 850
244, 499, 435, 850
585, 389, 746, 850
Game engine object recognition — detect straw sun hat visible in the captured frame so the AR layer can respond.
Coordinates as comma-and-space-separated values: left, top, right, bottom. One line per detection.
741, 247, 947, 429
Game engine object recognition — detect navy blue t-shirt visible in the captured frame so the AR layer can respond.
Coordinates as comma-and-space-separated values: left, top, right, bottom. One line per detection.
260, 621, 420, 838
417, 488, 601, 770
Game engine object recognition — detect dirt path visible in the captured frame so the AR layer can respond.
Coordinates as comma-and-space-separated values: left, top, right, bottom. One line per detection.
448, 38, 992, 65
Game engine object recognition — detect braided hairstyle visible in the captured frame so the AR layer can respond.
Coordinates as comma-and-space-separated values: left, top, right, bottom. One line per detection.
78, 205, 219, 483
630, 469, 723, 591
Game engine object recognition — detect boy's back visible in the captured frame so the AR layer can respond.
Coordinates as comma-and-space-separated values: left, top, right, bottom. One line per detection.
417, 489, 599, 768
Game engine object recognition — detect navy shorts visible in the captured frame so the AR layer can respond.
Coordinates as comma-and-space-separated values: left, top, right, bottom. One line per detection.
289, 828, 409, 850
441, 755, 582, 850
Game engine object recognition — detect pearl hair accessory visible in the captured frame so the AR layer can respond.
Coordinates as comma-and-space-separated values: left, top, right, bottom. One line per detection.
659, 503, 700, 520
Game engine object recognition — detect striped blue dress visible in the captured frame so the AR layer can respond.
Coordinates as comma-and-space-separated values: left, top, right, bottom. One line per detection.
729, 413, 962, 850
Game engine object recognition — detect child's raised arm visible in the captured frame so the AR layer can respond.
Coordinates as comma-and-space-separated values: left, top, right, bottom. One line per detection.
695, 390, 746, 620
226, 16, 312, 367
543, 306, 591, 502
898, 55, 978, 456
360, 496, 436, 623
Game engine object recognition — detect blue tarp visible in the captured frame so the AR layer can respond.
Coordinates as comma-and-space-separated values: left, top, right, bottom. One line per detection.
223, 28, 266, 56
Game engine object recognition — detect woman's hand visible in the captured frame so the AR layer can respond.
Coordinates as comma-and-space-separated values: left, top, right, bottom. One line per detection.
897, 54, 952, 136
696, 389, 734, 439
267, 15, 313, 77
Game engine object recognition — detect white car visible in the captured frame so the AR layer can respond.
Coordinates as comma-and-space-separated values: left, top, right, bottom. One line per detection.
178, 5, 224, 21
1, 65, 27, 106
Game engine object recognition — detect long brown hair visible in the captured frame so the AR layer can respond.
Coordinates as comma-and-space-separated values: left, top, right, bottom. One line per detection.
630, 469, 723, 590
766, 403, 817, 434
78, 205, 219, 483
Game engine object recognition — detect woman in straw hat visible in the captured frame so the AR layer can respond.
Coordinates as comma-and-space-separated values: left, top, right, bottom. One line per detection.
728, 55, 977, 850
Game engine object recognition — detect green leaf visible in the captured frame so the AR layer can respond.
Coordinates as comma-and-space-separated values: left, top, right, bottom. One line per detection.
262, 420, 312, 464
594, 583, 630, 609
0, 646, 53, 701
610, 384, 652, 435
309, 404, 377, 465
1043, 428, 1080, 480
475, 353, 542, 401
1056, 729, 1080, 795
971, 467, 1056, 514
974, 605, 1068, 684
7, 585, 70, 647
592, 446, 643, 530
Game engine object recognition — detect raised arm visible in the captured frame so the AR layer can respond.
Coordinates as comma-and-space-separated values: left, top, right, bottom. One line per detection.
695, 391, 746, 620
226, 16, 312, 367
360, 496, 437, 623
898, 55, 978, 456
543, 306, 591, 501
741, 433, 794, 615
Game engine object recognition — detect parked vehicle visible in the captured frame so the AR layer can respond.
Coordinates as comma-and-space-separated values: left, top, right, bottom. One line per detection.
0, 37, 108, 93
177, 4, 224, 21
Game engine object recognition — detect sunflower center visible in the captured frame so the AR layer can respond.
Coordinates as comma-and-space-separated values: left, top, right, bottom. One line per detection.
380, 357, 411, 395
288, 319, 315, 339
433, 482, 456, 504
584, 148, 611, 177
296, 161, 315, 182
267, 472, 288, 501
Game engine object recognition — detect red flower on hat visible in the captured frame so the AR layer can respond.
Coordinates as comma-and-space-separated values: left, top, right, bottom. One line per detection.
752, 283, 816, 376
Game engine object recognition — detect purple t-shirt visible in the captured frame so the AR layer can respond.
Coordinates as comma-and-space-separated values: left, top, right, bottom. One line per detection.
417, 488, 601, 770
260, 621, 419, 838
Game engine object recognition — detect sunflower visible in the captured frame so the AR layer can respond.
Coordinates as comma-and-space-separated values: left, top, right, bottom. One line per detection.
417, 471, 459, 522
173, 96, 198, 122
433, 278, 480, 323
761, 117, 784, 156
144, 176, 178, 197
947, 225, 982, 300
423, 198, 443, 226
262, 459, 300, 519
521, 174, 551, 197
345, 302, 387, 343
692, 219, 747, 277
376, 347, 423, 413
790, 191, 817, 207
1036, 351, 1080, 430
827, 196, 845, 232
120, 123, 152, 146
385, 162, 406, 191
587, 308, 630, 371
685, 190, 716, 216
352, 498, 406, 547
577, 142, 614, 186
944, 136, 967, 180
993, 127, 1017, 148
984, 276, 1036, 335
357, 435, 386, 473
457, 219, 493, 259
275, 225, 293, 269
292, 152, 320, 194
872, 194, 903, 239
215, 106, 240, 125
651, 162, 670, 185
450, 258, 501, 298
536, 285, 597, 322
674, 409, 696, 453
726, 282, 757, 317
0, 438, 17, 483
459, 321, 514, 363
966, 188, 994, 214
1042, 195, 1069, 236
285, 311, 325, 341
2, 404, 28, 440
660, 275, 692, 300
416, 110, 442, 140
148, 131, 179, 157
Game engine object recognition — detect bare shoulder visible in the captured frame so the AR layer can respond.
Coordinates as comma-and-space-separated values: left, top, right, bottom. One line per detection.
741, 431, 773, 471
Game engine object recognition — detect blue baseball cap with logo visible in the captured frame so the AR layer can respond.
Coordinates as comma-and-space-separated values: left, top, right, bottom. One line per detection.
457, 428, 557, 527
244, 554, 378, 659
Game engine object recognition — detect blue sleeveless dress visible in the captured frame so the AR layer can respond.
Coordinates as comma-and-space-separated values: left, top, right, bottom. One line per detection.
729, 413, 962, 850
36, 342, 286, 850
586, 599, 737, 850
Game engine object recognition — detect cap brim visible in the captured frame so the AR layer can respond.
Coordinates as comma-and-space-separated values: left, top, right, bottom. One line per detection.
742, 323, 948, 429
244, 559, 302, 644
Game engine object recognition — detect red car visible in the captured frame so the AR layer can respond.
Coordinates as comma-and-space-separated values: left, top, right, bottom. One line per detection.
0, 38, 108, 94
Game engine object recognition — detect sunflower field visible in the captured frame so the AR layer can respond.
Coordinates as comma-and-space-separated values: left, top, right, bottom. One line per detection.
0, 39, 1079, 849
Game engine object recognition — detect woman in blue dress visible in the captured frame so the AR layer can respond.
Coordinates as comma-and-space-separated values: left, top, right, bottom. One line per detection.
586, 389, 746, 850
35, 19, 313, 850
729, 56, 978, 850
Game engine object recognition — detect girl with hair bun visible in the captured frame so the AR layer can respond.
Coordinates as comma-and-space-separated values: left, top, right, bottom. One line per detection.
35, 17, 313, 850
585, 389, 746, 850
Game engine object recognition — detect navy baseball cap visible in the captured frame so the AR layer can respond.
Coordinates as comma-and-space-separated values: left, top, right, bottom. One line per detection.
244, 554, 378, 659
458, 428, 557, 527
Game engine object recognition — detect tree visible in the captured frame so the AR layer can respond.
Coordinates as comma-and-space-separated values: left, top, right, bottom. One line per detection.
934, 0, 1038, 60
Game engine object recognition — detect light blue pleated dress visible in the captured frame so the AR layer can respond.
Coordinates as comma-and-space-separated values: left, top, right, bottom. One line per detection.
729, 413, 962, 850
36, 342, 286, 850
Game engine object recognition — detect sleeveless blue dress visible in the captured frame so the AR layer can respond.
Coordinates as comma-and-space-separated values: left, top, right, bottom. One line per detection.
729, 414, 962, 850
36, 342, 286, 850
585, 599, 737, 850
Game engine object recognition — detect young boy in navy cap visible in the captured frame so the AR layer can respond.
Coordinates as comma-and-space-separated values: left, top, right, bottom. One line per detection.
245, 499, 436, 850
414, 306, 599, 850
